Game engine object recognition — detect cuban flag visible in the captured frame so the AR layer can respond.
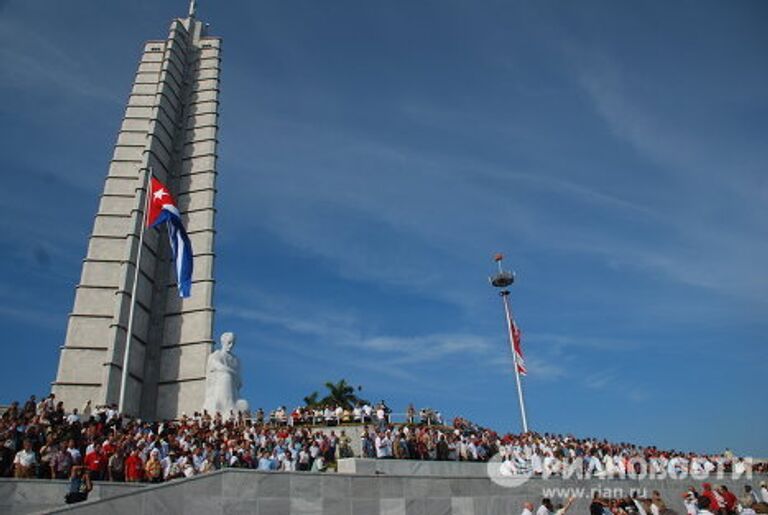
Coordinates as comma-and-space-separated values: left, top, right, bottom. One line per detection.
147, 176, 193, 298
509, 318, 527, 376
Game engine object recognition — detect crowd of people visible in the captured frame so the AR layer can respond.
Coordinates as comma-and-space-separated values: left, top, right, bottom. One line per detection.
249, 401, 442, 428
493, 433, 761, 479
1, 395, 358, 484
1, 393, 765, 508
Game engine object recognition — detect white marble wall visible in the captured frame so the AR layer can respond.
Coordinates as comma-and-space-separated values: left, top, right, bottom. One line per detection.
36, 469, 766, 515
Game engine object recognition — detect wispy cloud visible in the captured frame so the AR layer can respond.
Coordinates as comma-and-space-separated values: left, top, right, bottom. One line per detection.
0, 18, 121, 105
220, 302, 490, 366
0, 305, 63, 331
584, 371, 618, 391
583, 369, 649, 403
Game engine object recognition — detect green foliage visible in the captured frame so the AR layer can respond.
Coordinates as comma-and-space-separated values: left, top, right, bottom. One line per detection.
302, 379, 368, 410
303, 391, 320, 408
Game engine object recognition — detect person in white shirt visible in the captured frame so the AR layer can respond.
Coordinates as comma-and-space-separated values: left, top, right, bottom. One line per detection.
362, 404, 372, 422
311, 455, 325, 472
13, 440, 37, 478
467, 440, 478, 461
66, 439, 82, 465
530, 452, 543, 475
375, 407, 386, 430
760, 481, 768, 503
81, 400, 92, 419
521, 501, 534, 515
536, 498, 555, 515
280, 451, 295, 471
66, 409, 81, 425
375, 432, 392, 459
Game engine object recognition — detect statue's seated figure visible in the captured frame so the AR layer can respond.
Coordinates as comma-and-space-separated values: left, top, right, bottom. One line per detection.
203, 332, 249, 415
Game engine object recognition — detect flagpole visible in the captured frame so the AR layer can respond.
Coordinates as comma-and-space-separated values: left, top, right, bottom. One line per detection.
490, 253, 529, 434
501, 290, 529, 433
118, 166, 152, 415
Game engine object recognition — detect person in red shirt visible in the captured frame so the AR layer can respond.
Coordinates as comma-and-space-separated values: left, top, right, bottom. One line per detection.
701, 482, 722, 513
718, 485, 737, 514
83, 443, 106, 481
124, 449, 144, 483
101, 438, 115, 457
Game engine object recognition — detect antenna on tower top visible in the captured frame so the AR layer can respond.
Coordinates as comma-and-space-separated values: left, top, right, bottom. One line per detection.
188, 0, 197, 18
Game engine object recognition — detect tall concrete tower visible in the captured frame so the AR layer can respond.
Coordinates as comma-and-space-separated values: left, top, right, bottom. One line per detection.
52, 5, 220, 420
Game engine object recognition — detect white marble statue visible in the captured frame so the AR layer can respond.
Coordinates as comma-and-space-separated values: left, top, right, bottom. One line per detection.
203, 332, 249, 415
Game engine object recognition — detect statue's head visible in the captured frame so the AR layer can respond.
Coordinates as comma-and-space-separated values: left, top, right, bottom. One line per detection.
221, 332, 236, 352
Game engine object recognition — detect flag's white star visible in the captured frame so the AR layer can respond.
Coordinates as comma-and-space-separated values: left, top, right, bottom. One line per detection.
153, 188, 169, 201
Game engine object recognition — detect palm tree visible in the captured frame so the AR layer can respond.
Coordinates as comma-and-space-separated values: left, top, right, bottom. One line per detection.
303, 391, 320, 408
321, 379, 366, 410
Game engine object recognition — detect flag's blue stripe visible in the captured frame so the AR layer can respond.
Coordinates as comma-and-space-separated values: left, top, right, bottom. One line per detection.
156, 207, 194, 298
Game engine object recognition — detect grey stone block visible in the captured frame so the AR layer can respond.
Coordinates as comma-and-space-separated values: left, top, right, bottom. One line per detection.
380, 498, 406, 515
185, 496, 224, 515
94, 492, 147, 514
450, 497, 474, 515
352, 498, 380, 515
424, 498, 451, 515
144, 487, 179, 513
14, 480, 67, 504
258, 497, 291, 515
378, 477, 405, 498
222, 471, 261, 500
449, 478, 489, 497
259, 474, 290, 497
488, 495, 520, 514
21, 470, 766, 515
320, 475, 349, 499
404, 497, 425, 515
405, 478, 451, 498
322, 497, 352, 515
350, 476, 380, 498
54, 501, 108, 515
290, 497, 323, 515
472, 496, 490, 515
222, 499, 258, 515
290, 475, 322, 499
0, 480, 15, 502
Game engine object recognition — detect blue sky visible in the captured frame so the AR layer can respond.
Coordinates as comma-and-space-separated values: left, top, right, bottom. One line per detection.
1, 0, 766, 455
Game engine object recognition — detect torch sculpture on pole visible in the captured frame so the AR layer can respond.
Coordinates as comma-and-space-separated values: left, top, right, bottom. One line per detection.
489, 253, 529, 433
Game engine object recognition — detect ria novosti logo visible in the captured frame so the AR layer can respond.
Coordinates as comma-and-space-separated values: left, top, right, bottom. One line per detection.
486, 454, 754, 489
486, 453, 534, 488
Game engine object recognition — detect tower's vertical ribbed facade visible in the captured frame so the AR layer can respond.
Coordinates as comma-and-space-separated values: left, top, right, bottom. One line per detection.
52, 9, 220, 420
